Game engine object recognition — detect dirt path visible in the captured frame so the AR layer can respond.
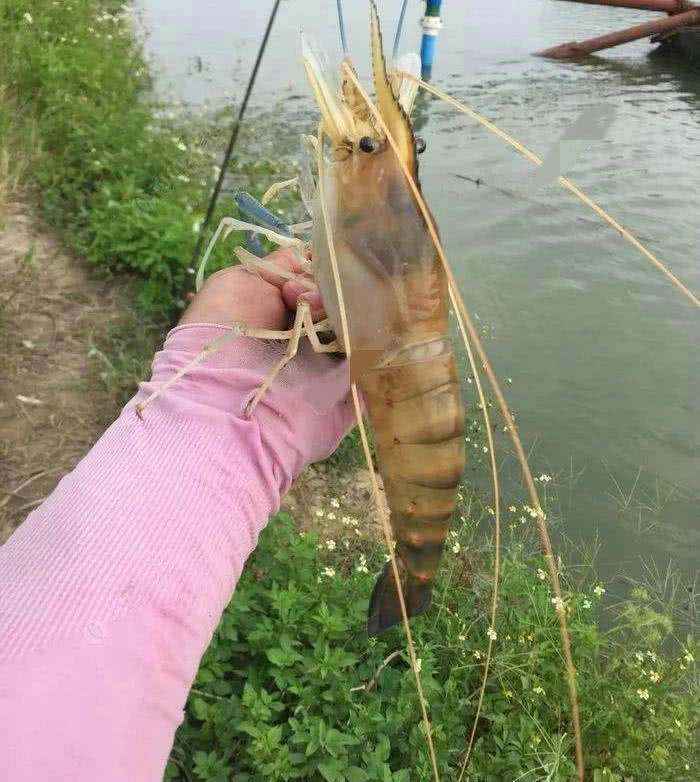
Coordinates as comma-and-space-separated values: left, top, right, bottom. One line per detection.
0, 202, 147, 543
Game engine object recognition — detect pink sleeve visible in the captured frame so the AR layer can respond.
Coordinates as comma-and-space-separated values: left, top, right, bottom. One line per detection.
0, 324, 351, 782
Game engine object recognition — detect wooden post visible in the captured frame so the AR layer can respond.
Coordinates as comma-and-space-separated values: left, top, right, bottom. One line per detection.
534, 6, 700, 58
552, 0, 694, 12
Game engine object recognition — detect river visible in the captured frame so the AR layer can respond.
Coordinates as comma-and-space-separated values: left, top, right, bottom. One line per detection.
136, 0, 699, 601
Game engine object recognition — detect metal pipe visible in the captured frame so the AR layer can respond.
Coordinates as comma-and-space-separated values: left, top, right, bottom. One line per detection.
420, 0, 443, 80
535, 6, 700, 58
552, 0, 694, 12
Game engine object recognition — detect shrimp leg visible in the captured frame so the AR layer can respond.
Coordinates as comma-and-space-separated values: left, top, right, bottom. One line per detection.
135, 306, 337, 420
244, 301, 339, 417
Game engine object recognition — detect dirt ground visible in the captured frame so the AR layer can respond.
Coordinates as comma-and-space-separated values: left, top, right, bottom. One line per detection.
0, 201, 379, 546
0, 201, 144, 543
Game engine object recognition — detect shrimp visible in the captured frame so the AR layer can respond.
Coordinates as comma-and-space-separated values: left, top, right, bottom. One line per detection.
304, 8, 465, 636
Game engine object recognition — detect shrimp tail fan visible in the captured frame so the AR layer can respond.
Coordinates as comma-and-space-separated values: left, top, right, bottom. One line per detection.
367, 560, 432, 636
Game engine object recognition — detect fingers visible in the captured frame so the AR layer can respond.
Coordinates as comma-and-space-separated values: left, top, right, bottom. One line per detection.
245, 248, 306, 289
250, 248, 327, 323
282, 280, 325, 322
181, 248, 327, 330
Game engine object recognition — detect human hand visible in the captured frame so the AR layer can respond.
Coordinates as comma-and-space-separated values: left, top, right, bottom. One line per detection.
179, 248, 325, 330
156, 249, 354, 476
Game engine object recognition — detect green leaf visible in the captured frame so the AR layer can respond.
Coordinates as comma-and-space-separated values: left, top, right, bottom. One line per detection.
318, 760, 342, 781
346, 767, 369, 782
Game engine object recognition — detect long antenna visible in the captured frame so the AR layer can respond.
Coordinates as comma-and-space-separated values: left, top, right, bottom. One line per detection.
336, 0, 348, 55
177, 0, 283, 319
392, 0, 409, 59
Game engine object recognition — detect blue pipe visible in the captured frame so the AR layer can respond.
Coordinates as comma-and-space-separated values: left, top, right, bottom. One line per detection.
420, 0, 443, 81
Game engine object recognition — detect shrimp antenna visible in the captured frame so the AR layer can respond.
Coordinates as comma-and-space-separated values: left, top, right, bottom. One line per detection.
336, 0, 348, 55
402, 73, 700, 309
392, 0, 410, 60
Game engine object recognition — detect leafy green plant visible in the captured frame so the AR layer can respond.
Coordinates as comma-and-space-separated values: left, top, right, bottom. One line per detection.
166, 510, 698, 781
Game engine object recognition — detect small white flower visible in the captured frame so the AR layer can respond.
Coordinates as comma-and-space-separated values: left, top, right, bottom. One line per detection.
192, 219, 201, 234
452, 542, 461, 554
325, 540, 336, 551
684, 764, 690, 771
536, 568, 546, 581
176, 174, 190, 183
582, 599, 592, 609
532, 686, 545, 695
315, 509, 324, 518
482, 446, 488, 453
593, 584, 606, 597
646, 650, 657, 662
647, 706, 656, 715
473, 649, 483, 660
23, 12, 33, 24
648, 671, 660, 683
330, 498, 340, 508
519, 515, 526, 524
536, 474, 552, 484
508, 505, 516, 513
551, 596, 565, 613
683, 649, 694, 664
487, 626, 497, 641
637, 688, 649, 701
487, 506, 494, 516
322, 566, 335, 578
507, 377, 512, 384
326, 512, 336, 520
343, 540, 350, 549
413, 657, 422, 673
176, 141, 187, 152
635, 651, 645, 663
458, 632, 466, 641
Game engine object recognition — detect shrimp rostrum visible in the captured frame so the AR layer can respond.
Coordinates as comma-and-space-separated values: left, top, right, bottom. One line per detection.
303, 11, 465, 636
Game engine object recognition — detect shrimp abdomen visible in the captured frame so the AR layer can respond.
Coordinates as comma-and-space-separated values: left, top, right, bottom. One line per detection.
361, 346, 465, 635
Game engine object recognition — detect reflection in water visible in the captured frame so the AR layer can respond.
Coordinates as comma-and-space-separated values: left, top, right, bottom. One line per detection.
137, 0, 699, 592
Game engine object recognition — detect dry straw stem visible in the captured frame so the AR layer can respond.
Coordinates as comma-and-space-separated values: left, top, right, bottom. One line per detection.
402, 74, 700, 311
341, 64, 584, 781
315, 123, 442, 782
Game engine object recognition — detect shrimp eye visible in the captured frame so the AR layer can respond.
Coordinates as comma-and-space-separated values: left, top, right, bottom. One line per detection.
415, 137, 427, 154
359, 136, 378, 153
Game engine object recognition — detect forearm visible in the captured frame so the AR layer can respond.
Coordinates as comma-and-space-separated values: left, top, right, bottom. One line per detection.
0, 325, 348, 781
